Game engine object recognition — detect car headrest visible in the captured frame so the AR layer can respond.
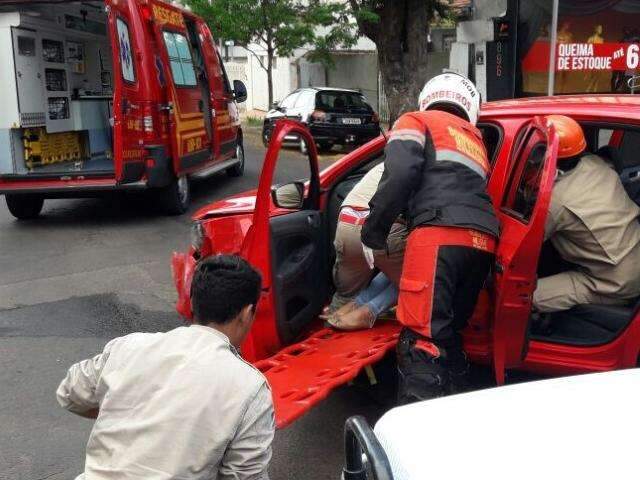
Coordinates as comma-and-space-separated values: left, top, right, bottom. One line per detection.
597, 145, 623, 172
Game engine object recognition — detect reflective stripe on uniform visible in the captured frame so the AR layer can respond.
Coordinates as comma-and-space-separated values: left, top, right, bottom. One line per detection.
435, 149, 487, 179
388, 129, 426, 147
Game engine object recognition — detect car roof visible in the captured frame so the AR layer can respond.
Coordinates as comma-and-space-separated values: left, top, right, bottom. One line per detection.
480, 94, 640, 123
374, 369, 640, 480
297, 87, 363, 94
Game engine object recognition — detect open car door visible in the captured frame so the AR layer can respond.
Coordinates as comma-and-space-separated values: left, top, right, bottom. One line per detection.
492, 116, 559, 385
248, 121, 399, 428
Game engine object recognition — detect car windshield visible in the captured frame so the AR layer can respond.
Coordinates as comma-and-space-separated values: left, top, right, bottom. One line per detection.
316, 91, 371, 111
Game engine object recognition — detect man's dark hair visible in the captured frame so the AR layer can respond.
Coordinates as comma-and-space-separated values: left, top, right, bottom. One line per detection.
190, 255, 262, 325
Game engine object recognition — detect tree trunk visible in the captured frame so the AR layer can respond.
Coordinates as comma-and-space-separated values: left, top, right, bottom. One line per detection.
364, 0, 432, 125
266, 44, 274, 109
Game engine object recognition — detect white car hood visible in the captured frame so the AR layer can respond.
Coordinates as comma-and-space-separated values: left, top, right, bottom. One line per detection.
374, 369, 640, 480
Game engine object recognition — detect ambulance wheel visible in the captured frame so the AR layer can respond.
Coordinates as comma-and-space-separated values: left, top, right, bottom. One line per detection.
159, 175, 190, 215
5, 194, 44, 220
227, 142, 245, 177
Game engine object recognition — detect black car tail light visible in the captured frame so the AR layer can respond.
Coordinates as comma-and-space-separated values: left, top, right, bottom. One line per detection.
371, 112, 380, 123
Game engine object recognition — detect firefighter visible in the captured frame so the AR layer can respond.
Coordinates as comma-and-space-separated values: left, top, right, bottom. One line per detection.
533, 115, 640, 314
361, 73, 499, 403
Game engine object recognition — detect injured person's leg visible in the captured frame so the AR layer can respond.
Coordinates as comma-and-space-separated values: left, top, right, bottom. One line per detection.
326, 273, 398, 330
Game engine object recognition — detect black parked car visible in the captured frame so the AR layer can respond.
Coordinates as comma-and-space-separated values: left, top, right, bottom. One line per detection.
262, 87, 381, 153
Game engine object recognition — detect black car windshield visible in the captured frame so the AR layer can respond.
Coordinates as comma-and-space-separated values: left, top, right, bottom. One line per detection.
316, 91, 371, 111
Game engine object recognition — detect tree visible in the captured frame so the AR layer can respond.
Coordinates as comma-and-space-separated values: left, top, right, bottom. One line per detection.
188, 0, 356, 108
347, 0, 448, 123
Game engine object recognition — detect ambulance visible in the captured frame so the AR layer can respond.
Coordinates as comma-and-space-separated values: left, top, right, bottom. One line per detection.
0, 0, 247, 219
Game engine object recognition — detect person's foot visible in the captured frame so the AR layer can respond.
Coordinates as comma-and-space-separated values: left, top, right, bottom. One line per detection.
327, 304, 376, 331
320, 300, 357, 322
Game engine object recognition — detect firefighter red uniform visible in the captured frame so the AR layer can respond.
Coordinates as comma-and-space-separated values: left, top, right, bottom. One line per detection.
362, 74, 499, 403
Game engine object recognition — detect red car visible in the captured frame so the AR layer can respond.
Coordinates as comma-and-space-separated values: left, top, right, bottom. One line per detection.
172, 95, 640, 428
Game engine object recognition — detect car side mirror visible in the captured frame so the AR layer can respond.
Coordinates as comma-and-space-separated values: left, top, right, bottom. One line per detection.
271, 100, 281, 111
233, 79, 247, 103
271, 181, 304, 210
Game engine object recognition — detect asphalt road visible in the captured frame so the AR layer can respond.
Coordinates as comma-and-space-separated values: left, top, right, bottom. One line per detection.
0, 130, 389, 480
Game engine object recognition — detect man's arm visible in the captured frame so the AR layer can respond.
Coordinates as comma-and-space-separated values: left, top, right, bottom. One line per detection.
219, 382, 275, 480
56, 337, 119, 417
362, 113, 427, 249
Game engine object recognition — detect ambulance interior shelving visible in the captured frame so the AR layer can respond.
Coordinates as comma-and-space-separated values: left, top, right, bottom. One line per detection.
0, 2, 114, 176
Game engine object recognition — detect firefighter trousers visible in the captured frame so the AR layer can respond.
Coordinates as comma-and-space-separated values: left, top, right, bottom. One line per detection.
396, 226, 495, 403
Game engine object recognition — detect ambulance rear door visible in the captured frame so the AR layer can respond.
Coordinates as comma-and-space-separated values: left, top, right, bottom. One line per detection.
492, 115, 559, 385
107, 0, 148, 183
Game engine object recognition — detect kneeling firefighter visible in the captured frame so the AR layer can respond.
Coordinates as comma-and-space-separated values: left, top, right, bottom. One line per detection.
361, 73, 500, 403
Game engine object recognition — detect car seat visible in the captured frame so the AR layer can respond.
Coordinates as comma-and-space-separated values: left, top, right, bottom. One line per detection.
597, 145, 623, 172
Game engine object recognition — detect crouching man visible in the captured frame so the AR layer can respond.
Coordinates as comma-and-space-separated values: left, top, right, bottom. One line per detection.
57, 255, 275, 480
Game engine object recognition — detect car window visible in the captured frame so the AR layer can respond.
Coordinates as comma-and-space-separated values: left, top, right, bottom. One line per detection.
316, 91, 370, 110
294, 90, 314, 108
617, 130, 640, 168
477, 123, 503, 167
280, 92, 299, 110
502, 128, 547, 223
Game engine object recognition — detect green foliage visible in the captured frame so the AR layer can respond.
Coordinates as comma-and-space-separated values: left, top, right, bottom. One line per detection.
187, 0, 358, 69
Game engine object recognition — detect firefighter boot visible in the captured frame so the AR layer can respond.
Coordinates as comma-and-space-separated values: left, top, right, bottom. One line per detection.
396, 329, 450, 405
445, 347, 471, 394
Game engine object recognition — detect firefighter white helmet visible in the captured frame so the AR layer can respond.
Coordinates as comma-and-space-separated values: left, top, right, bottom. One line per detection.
418, 73, 481, 125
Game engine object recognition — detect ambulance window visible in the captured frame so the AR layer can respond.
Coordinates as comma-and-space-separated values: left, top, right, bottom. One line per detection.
116, 18, 135, 83
502, 130, 547, 222
163, 31, 197, 87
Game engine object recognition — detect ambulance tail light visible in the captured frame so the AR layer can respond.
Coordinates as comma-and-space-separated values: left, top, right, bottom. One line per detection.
143, 115, 154, 133
142, 104, 159, 140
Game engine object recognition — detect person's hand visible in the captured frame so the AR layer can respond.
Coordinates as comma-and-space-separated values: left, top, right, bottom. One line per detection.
362, 244, 375, 269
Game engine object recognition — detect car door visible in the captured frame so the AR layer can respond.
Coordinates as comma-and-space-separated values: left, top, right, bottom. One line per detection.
107, 0, 148, 183
150, 1, 211, 174
492, 116, 559, 385
245, 120, 327, 349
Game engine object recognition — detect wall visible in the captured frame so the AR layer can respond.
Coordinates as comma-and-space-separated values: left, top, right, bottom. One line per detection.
326, 52, 379, 111
474, 0, 508, 19
226, 53, 292, 111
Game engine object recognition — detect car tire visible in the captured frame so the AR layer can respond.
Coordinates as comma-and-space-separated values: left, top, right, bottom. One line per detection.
317, 142, 334, 153
227, 142, 245, 177
159, 175, 190, 215
5, 194, 44, 220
